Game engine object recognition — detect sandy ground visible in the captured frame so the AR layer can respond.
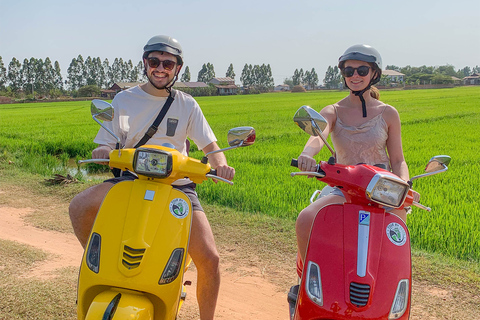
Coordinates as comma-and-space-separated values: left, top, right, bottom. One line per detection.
0, 205, 289, 319
1, 197, 478, 319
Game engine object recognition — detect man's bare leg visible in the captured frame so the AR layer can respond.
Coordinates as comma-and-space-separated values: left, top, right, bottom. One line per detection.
189, 210, 220, 320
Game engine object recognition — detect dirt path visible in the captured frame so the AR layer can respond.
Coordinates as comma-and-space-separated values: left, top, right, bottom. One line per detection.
0, 188, 478, 319
0, 205, 289, 319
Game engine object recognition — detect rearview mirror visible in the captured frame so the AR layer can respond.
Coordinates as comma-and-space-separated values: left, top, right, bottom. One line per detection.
203, 126, 256, 163
90, 99, 120, 149
228, 126, 256, 147
425, 155, 451, 173
411, 155, 451, 181
293, 106, 335, 157
91, 99, 114, 122
293, 105, 328, 136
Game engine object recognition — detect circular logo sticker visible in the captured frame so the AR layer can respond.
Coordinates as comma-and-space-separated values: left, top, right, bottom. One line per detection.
386, 222, 407, 246
169, 198, 189, 219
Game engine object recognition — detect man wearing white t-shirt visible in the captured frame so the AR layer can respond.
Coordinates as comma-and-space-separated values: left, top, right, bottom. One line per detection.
69, 35, 234, 320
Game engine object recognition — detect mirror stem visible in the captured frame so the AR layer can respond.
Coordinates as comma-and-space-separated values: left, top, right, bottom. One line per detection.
312, 120, 336, 158
410, 164, 448, 181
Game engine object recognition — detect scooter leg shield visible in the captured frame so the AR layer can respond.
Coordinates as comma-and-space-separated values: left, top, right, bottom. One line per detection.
85, 290, 154, 320
295, 203, 412, 319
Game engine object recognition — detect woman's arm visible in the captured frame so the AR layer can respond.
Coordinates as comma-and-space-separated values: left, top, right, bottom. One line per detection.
297, 105, 336, 171
385, 106, 409, 181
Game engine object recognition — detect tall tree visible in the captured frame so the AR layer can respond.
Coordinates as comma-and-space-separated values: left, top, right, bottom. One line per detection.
135, 61, 146, 83
110, 58, 121, 84
459, 66, 471, 77
7, 57, 22, 93
292, 69, 302, 85
53, 61, 63, 91
0, 56, 6, 90
323, 66, 342, 89
22, 58, 37, 94
40, 58, 55, 95
226, 63, 235, 80
102, 58, 111, 88
76, 55, 86, 87
67, 57, 82, 91
197, 63, 215, 83
181, 66, 191, 82
240, 64, 251, 87
304, 68, 318, 89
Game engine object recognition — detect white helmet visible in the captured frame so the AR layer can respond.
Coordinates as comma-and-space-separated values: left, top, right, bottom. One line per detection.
338, 44, 382, 85
143, 35, 184, 65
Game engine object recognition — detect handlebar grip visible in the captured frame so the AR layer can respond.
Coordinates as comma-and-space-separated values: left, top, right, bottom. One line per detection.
291, 159, 299, 168
291, 158, 325, 176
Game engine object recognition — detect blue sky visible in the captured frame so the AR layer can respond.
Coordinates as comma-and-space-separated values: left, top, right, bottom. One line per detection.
1, 0, 479, 86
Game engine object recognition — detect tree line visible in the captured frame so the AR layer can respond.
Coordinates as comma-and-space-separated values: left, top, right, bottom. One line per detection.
0, 55, 277, 98
321, 64, 480, 89
1, 54, 478, 99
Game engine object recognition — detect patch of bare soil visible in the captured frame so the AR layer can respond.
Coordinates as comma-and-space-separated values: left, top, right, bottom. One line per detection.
0, 204, 289, 319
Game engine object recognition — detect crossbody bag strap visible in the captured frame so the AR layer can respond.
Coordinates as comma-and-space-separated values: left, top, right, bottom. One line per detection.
134, 89, 176, 148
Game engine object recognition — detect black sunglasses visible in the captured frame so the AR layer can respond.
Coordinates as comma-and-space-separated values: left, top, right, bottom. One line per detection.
342, 66, 371, 77
146, 57, 176, 71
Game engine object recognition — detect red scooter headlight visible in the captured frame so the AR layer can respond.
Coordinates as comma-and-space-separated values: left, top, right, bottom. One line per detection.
366, 174, 409, 208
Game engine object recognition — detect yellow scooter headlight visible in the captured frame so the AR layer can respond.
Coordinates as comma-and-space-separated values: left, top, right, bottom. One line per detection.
133, 148, 173, 178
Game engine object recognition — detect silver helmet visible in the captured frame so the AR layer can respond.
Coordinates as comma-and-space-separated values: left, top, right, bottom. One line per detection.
143, 35, 184, 65
338, 44, 382, 84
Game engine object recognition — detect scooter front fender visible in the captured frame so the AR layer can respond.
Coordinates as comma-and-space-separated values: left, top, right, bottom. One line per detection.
85, 289, 153, 320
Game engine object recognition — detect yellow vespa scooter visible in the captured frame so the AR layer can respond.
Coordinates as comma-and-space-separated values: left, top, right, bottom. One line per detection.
76, 100, 255, 320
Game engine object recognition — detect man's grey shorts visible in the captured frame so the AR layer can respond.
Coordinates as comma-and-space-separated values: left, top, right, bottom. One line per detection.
104, 173, 204, 212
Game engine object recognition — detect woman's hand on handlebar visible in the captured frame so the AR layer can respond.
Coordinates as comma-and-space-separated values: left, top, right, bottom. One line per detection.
411, 189, 420, 203
297, 154, 318, 172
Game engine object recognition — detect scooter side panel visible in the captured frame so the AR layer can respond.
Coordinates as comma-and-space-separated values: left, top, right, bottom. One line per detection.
295, 204, 411, 319
78, 179, 193, 320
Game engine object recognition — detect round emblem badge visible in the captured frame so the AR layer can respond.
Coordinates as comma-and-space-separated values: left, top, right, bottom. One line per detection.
386, 222, 407, 246
169, 198, 189, 219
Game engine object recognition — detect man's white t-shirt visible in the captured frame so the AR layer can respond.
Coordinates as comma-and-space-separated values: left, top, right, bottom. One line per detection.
94, 86, 217, 155
94, 86, 217, 185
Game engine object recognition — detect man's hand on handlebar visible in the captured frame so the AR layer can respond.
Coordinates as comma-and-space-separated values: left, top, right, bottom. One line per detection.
92, 145, 112, 165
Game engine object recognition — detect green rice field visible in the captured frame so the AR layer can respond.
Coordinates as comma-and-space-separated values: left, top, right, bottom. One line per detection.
1, 86, 479, 262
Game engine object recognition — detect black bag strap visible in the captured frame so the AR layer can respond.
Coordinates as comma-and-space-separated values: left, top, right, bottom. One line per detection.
134, 90, 176, 148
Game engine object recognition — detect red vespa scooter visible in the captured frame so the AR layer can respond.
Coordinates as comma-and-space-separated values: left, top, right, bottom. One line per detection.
287, 106, 450, 320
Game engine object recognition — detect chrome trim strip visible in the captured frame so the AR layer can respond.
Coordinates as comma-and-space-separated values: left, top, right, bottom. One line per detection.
357, 211, 370, 277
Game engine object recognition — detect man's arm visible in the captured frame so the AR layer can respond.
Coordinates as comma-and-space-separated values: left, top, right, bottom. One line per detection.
202, 142, 235, 181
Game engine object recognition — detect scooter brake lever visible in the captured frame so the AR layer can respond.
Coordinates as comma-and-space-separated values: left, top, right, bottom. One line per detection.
290, 171, 325, 178
206, 174, 234, 185
412, 201, 431, 212
78, 159, 110, 164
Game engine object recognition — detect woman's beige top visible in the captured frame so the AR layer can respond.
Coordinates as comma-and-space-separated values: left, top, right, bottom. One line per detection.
331, 104, 391, 170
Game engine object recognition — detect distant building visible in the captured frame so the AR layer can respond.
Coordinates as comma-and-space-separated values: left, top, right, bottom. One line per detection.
383, 70, 405, 83
274, 84, 290, 91
173, 82, 209, 89
451, 76, 462, 85
463, 73, 480, 85
101, 82, 144, 99
209, 77, 238, 95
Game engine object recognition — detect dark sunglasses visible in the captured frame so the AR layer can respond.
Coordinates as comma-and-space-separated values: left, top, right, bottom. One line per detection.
146, 57, 176, 71
342, 66, 371, 77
